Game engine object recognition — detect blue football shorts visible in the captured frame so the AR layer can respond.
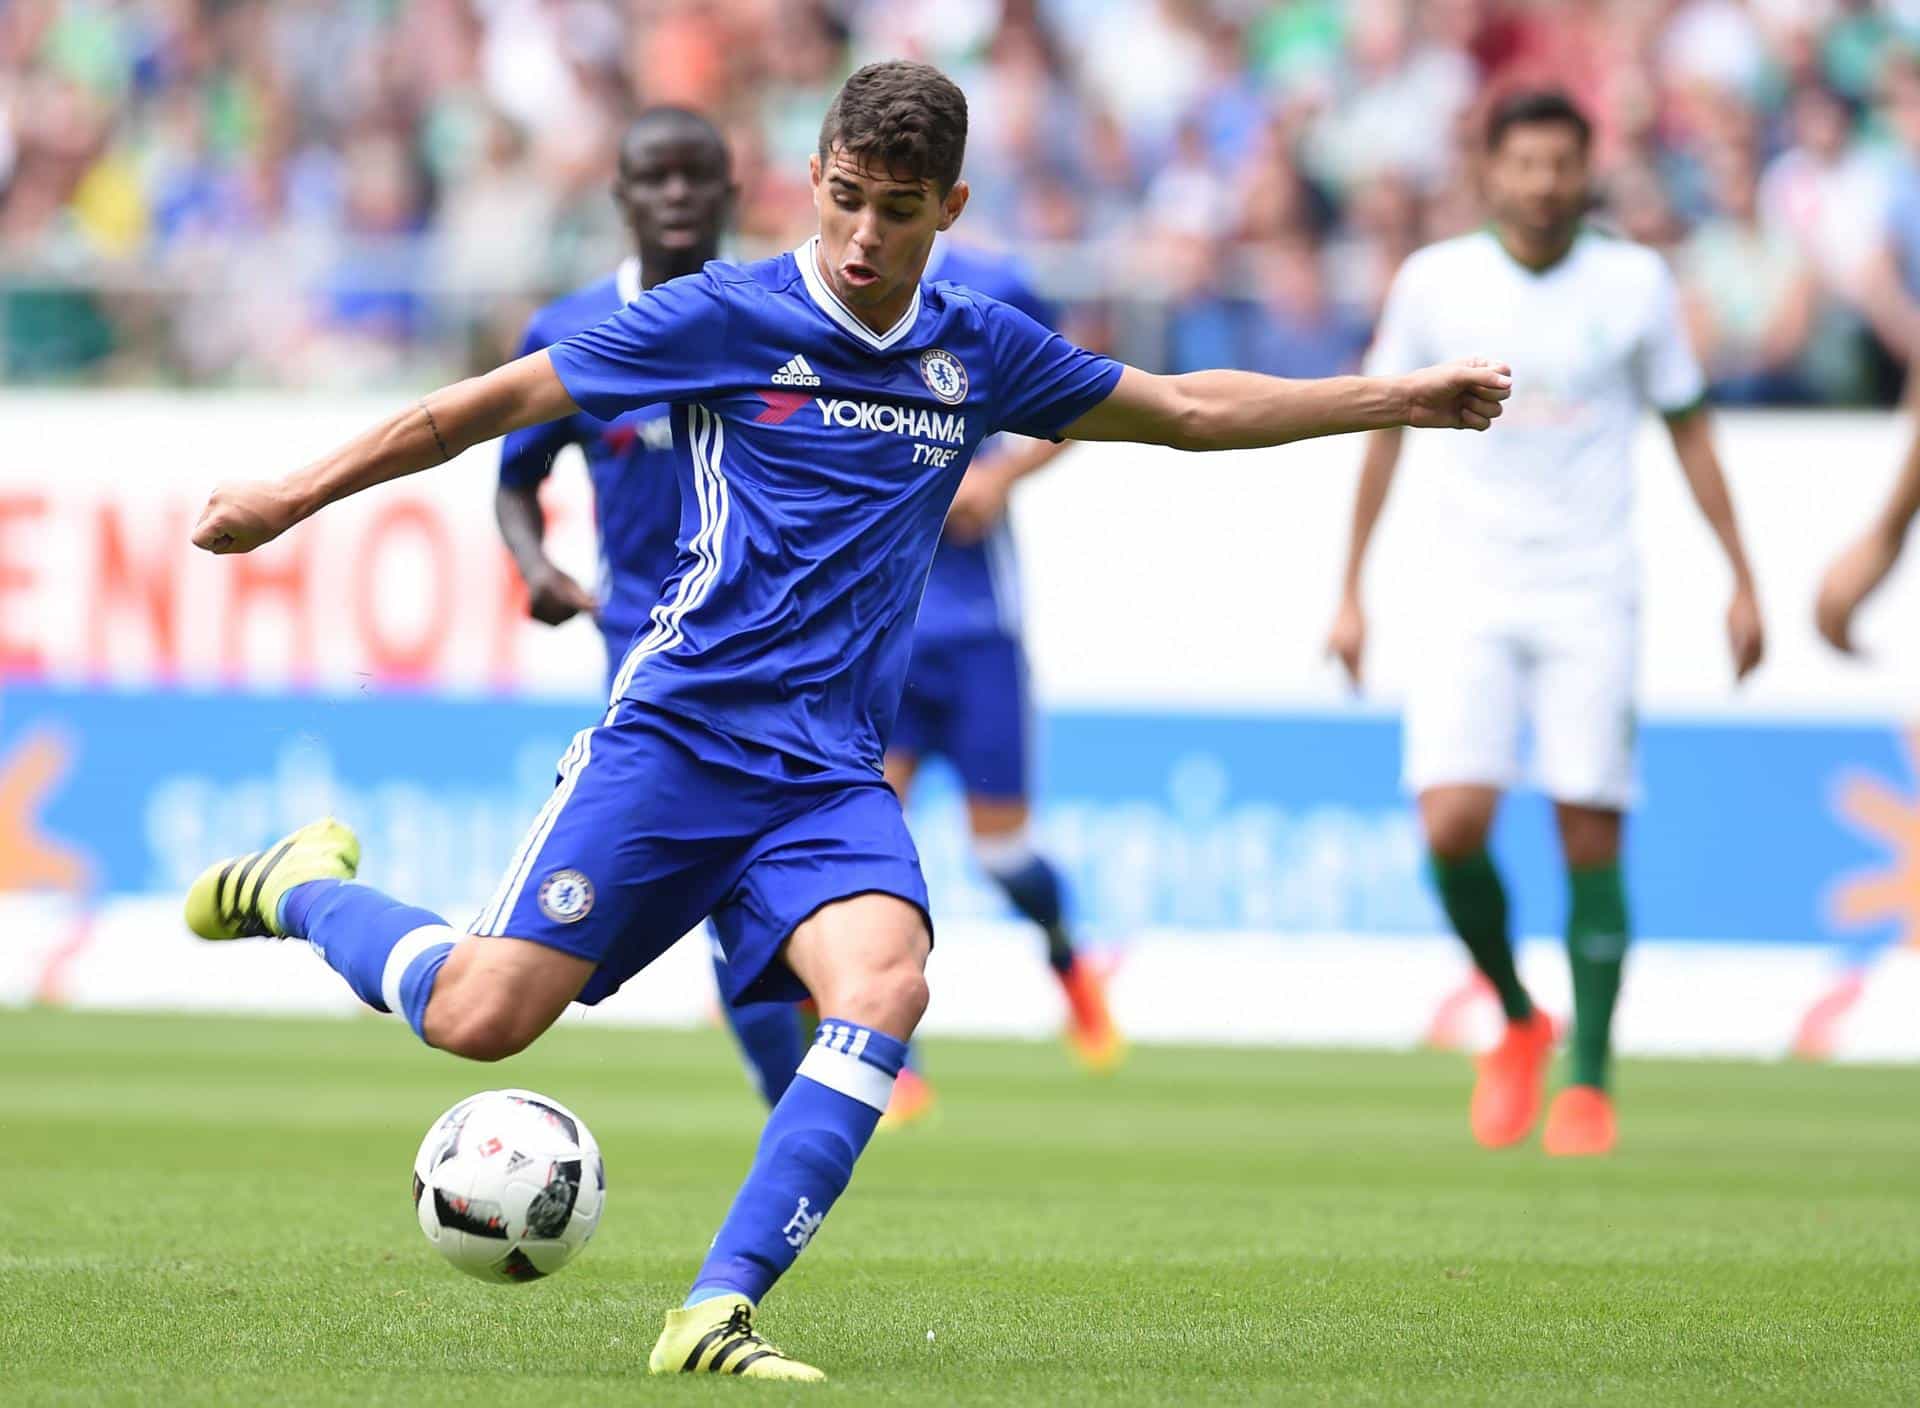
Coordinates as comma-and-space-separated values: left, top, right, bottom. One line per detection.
469, 699, 931, 1006
889, 631, 1031, 801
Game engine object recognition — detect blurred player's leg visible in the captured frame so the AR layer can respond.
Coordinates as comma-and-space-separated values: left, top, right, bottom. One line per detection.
950, 633, 1122, 1071
1407, 626, 1551, 1148
1544, 806, 1627, 1157
1534, 604, 1636, 1157
710, 936, 806, 1105
971, 809, 1121, 1072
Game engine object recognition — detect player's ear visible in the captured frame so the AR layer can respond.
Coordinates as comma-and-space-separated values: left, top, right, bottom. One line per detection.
937, 179, 969, 232
808, 152, 823, 193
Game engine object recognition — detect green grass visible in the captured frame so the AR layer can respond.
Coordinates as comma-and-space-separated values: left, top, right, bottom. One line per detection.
1, 1010, 1916, 1406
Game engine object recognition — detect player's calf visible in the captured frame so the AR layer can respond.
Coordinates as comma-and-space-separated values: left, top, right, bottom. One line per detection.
673, 895, 925, 1316
184, 818, 589, 1058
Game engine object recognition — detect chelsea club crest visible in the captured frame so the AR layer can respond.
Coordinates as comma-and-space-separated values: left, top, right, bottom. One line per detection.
919, 348, 968, 405
537, 869, 595, 924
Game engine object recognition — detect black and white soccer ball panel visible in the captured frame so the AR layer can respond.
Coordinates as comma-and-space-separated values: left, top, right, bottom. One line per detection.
411, 1088, 605, 1283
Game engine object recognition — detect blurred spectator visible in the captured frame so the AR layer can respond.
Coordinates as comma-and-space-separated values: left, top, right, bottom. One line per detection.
1681, 144, 1820, 404
2, 0, 1920, 403
1760, 84, 1889, 302
1242, 236, 1370, 379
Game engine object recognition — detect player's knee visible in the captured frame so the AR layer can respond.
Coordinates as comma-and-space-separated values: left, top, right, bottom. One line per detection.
834, 956, 929, 1034
1422, 801, 1493, 859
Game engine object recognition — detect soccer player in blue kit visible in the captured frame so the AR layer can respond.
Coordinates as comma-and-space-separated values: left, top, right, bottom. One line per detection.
884, 238, 1122, 1127
184, 61, 1511, 1379
494, 107, 810, 1108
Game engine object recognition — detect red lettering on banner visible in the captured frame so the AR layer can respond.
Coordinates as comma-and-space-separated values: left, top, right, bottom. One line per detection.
88, 502, 184, 680
223, 537, 315, 686
491, 547, 528, 689
351, 499, 454, 684
488, 492, 571, 692
0, 493, 47, 675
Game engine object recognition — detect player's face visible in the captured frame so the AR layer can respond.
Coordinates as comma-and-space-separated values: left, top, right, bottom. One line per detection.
614, 127, 734, 268
810, 146, 969, 318
1485, 122, 1589, 245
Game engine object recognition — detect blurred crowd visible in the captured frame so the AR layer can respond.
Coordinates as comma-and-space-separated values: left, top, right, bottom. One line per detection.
10, 0, 1920, 401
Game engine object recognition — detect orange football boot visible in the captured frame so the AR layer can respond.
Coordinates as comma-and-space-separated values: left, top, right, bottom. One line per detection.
878, 1066, 937, 1131
1543, 1084, 1616, 1157
1470, 1010, 1556, 1148
1059, 957, 1125, 1073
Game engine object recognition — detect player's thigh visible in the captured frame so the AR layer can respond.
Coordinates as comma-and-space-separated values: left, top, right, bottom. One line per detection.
946, 633, 1032, 808
783, 892, 932, 1038
1403, 618, 1525, 797
1531, 602, 1638, 812
713, 781, 932, 1032
1418, 784, 1503, 859
1554, 802, 1623, 868
471, 703, 744, 1009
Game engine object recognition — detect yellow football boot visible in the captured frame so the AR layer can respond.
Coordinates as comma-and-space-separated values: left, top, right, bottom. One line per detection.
648, 1295, 825, 1382
183, 818, 360, 940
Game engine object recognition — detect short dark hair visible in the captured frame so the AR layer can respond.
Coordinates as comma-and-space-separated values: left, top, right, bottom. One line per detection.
1486, 89, 1592, 152
621, 106, 731, 176
818, 60, 968, 191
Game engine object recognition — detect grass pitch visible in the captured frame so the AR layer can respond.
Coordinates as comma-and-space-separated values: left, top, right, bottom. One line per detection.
2, 1009, 1916, 1406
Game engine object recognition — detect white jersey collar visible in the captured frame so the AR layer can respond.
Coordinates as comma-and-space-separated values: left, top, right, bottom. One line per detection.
616, 255, 642, 304
794, 236, 922, 351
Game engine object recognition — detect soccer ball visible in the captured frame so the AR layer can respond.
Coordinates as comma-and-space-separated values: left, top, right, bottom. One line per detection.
411, 1088, 605, 1283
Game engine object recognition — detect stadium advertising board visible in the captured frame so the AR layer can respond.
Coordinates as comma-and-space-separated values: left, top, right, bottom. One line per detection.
4, 395, 1919, 1059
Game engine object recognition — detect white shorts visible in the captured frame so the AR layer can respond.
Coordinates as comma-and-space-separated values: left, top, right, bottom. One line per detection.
1402, 599, 1638, 810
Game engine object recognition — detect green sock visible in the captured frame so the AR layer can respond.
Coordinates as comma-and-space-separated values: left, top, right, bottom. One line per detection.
1566, 864, 1630, 1090
1428, 851, 1533, 1023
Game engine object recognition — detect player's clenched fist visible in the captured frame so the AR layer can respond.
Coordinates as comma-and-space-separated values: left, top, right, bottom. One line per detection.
192, 481, 300, 554
1403, 358, 1513, 431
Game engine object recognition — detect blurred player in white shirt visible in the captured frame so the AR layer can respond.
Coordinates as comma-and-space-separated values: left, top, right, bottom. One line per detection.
1327, 91, 1765, 1157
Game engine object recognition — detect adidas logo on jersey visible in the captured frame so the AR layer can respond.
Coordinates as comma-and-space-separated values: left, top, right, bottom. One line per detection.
771, 354, 822, 388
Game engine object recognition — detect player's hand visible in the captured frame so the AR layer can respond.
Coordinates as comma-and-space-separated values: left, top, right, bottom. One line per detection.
1326, 592, 1366, 689
1727, 583, 1764, 681
1402, 359, 1512, 431
1815, 525, 1904, 655
944, 463, 1013, 544
524, 561, 598, 627
192, 480, 302, 554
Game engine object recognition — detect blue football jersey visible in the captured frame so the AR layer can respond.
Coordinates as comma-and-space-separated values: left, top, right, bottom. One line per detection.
499, 258, 680, 643
547, 238, 1123, 772
916, 239, 1059, 642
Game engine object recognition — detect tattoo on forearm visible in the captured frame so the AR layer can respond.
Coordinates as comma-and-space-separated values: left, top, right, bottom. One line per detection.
419, 400, 450, 462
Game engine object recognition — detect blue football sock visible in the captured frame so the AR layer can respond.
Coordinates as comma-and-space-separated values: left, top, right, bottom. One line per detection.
686, 1019, 907, 1306
714, 946, 806, 1106
977, 839, 1075, 973
279, 879, 456, 1041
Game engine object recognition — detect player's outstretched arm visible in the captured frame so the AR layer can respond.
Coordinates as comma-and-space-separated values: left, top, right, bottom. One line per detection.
1816, 379, 1920, 653
1060, 361, 1511, 450
193, 351, 579, 555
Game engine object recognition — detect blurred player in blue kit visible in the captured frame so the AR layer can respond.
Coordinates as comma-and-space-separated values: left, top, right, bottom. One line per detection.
882, 238, 1124, 1127
493, 107, 812, 1110
184, 61, 1510, 1379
